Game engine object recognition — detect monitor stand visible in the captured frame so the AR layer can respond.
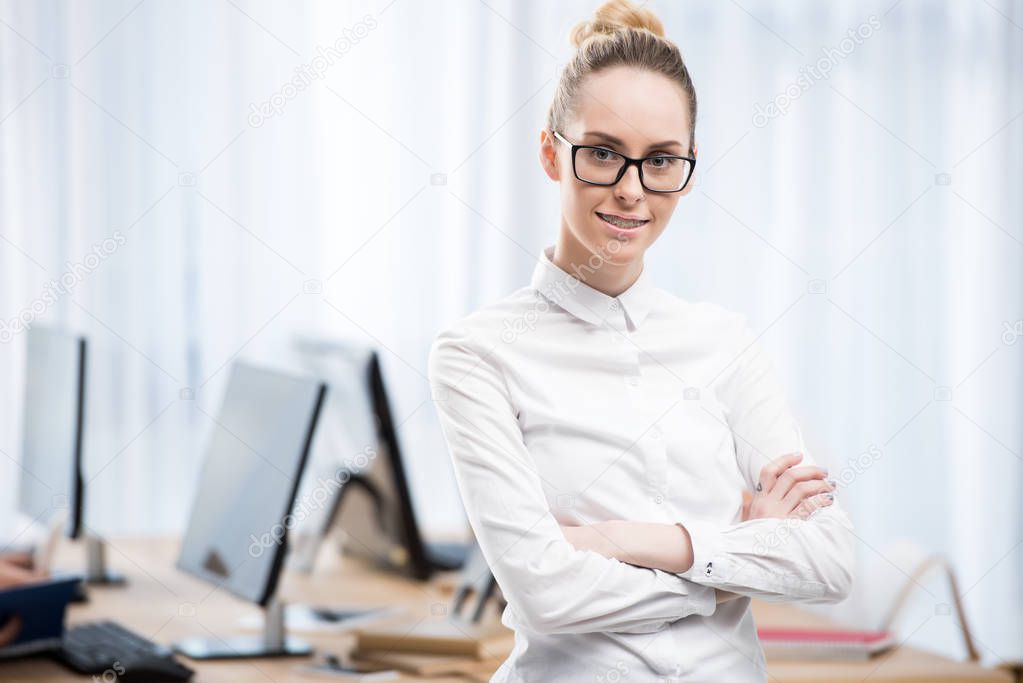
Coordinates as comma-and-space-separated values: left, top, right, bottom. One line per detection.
83, 536, 127, 585
174, 598, 313, 660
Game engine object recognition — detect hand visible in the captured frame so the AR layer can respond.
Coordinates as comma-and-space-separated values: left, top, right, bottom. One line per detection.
744, 452, 834, 521
0, 616, 21, 648
0, 552, 33, 570
0, 560, 45, 591
0, 559, 38, 651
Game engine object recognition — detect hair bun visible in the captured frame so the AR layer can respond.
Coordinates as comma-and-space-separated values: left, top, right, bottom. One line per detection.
569, 0, 665, 48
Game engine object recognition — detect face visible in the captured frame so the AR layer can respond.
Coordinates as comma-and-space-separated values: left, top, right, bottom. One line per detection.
540, 65, 696, 270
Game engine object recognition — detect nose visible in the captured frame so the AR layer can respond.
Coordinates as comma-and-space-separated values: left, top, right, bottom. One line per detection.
615, 163, 645, 203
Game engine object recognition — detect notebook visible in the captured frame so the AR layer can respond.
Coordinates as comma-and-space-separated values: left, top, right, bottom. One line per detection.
0, 577, 81, 659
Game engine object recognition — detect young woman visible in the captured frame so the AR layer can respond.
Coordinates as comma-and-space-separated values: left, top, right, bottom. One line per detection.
428, 2, 855, 680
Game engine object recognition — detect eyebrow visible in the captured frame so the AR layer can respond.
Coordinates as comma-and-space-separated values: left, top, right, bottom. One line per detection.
582, 131, 683, 151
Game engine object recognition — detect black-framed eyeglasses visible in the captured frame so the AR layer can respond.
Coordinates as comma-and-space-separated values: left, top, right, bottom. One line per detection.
552, 130, 696, 193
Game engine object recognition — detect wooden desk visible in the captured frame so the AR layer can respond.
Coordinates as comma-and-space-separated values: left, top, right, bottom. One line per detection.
750, 602, 1010, 683
1, 538, 1010, 682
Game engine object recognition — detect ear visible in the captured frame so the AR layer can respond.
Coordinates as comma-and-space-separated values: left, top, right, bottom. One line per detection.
539, 128, 560, 182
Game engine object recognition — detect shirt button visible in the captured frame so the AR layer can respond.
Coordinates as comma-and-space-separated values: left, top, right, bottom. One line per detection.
626, 375, 639, 387
609, 299, 619, 311
650, 425, 662, 439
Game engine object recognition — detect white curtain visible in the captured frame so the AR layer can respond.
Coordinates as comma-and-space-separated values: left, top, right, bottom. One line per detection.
1, 0, 1020, 666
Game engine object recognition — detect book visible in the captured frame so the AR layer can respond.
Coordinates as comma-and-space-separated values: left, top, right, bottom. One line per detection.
354, 618, 514, 659
757, 626, 896, 661
350, 649, 505, 676
0, 576, 81, 659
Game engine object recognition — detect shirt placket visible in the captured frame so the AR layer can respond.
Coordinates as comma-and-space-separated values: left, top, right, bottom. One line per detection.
607, 298, 668, 507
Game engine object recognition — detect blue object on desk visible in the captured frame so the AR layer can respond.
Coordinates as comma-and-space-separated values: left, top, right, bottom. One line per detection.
0, 576, 81, 658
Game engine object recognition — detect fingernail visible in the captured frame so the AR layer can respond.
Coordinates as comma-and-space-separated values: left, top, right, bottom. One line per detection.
828, 479, 837, 487
825, 493, 834, 500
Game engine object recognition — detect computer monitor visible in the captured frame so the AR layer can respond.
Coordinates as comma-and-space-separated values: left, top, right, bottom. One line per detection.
17, 327, 86, 541
285, 339, 380, 569
174, 361, 326, 659
288, 336, 468, 581
16, 327, 124, 587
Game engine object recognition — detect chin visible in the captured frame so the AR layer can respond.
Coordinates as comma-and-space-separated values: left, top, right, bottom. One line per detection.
588, 233, 645, 265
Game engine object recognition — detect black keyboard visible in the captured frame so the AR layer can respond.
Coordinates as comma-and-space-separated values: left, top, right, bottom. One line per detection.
53, 621, 194, 682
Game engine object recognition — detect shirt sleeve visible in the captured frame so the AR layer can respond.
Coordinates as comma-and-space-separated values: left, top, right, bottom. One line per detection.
428, 327, 717, 635
678, 314, 855, 603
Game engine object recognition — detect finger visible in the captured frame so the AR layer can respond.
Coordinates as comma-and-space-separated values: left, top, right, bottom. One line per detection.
0, 562, 38, 590
739, 490, 753, 522
757, 452, 803, 494
781, 478, 835, 510
0, 552, 33, 570
789, 492, 835, 519
769, 465, 829, 501
0, 616, 22, 648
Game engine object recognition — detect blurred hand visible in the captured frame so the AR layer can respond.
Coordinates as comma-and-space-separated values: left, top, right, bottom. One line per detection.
742, 452, 834, 521
0, 615, 22, 648
0, 556, 50, 650
0, 559, 45, 591
0, 552, 33, 570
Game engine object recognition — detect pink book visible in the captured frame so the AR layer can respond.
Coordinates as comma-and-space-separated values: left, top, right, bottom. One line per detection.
757, 627, 896, 661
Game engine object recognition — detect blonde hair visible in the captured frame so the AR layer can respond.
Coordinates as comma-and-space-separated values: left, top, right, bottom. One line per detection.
547, 0, 697, 154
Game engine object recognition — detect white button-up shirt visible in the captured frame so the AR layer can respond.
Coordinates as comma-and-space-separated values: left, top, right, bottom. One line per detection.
428, 245, 855, 682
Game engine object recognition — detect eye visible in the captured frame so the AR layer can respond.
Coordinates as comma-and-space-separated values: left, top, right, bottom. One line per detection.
584, 147, 619, 164
646, 155, 678, 169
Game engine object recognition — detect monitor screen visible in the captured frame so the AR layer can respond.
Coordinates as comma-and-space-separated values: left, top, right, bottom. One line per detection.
288, 338, 379, 544
18, 327, 85, 539
176, 362, 326, 606
286, 336, 435, 579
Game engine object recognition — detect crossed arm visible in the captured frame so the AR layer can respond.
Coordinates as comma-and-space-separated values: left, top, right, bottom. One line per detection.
559, 315, 856, 604
431, 331, 724, 636
428, 319, 854, 636
561, 451, 851, 603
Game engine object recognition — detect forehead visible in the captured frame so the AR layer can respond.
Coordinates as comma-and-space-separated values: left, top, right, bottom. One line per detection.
569, 66, 691, 149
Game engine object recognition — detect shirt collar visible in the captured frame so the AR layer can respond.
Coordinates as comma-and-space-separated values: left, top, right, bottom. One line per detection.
529, 245, 656, 330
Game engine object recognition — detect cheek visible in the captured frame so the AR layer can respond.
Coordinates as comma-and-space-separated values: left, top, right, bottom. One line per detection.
562, 184, 601, 221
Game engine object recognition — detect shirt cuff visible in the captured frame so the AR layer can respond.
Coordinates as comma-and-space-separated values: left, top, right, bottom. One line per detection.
679, 519, 727, 584
685, 581, 718, 617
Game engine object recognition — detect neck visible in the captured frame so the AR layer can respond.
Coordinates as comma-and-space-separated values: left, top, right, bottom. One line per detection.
552, 223, 643, 298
